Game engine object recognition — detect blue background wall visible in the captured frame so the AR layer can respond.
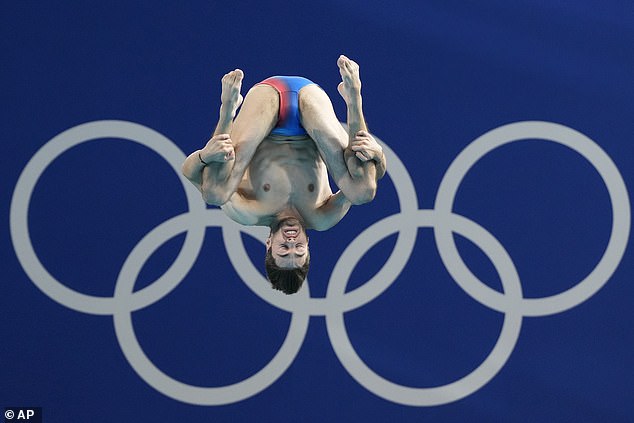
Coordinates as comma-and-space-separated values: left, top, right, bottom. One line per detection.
2, 1, 633, 422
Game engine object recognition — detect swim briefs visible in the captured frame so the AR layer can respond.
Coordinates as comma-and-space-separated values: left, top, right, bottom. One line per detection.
258, 76, 316, 137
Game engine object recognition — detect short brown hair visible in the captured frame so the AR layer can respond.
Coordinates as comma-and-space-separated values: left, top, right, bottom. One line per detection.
264, 248, 310, 294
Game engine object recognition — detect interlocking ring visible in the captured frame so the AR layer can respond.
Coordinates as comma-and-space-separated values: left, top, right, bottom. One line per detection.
10, 120, 630, 406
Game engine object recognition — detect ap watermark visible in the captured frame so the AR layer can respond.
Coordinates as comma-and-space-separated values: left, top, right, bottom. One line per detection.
4, 408, 42, 423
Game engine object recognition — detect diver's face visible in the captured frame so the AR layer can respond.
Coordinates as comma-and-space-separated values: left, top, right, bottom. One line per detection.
266, 219, 309, 269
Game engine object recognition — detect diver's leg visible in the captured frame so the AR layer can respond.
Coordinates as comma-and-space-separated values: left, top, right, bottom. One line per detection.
299, 56, 381, 203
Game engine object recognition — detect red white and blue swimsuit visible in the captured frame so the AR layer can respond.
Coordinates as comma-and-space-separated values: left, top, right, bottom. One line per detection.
258, 76, 316, 137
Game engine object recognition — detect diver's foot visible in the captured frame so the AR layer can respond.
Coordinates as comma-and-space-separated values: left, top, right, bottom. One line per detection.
337, 55, 362, 105
220, 69, 244, 118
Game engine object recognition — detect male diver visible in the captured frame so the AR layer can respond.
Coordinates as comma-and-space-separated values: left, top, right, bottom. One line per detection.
182, 55, 386, 294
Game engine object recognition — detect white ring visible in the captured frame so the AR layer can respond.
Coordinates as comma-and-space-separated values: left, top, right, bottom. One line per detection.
112, 208, 310, 405
218, 136, 420, 315
9, 120, 207, 315
326, 210, 523, 406
435, 121, 631, 316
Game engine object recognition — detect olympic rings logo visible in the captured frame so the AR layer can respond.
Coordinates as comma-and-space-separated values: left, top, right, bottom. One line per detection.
10, 120, 630, 406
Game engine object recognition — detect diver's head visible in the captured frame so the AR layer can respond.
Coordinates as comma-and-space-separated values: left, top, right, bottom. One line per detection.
265, 217, 310, 294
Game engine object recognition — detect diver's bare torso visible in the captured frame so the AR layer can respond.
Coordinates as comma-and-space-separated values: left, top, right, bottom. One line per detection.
221, 135, 333, 228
